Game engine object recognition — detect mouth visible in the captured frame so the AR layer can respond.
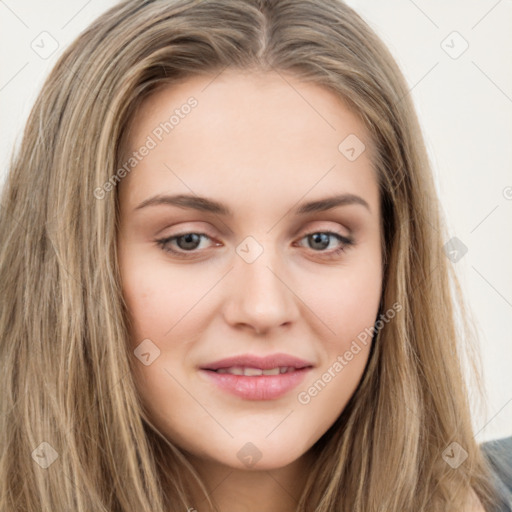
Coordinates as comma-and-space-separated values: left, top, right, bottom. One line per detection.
199, 353, 314, 400
209, 366, 302, 376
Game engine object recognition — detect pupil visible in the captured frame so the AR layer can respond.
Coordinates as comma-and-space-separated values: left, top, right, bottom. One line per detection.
309, 233, 329, 250
178, 233, 201, 250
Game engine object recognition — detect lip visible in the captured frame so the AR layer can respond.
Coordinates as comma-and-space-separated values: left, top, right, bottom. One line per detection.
199, 353, 314, 400
200, 353, 313, 371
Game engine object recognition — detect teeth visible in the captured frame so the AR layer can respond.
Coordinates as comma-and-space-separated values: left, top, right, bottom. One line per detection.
244, 367, 263, 376
215, 366, 296, 376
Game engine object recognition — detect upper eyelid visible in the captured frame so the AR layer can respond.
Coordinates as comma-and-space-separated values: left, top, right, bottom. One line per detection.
160, 220, 351, 240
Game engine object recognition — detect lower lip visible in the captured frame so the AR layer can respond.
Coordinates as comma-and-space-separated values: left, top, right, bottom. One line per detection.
199, 368, 312, 400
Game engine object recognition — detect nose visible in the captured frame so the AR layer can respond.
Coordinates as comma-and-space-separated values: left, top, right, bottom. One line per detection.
222, 245, 300, 335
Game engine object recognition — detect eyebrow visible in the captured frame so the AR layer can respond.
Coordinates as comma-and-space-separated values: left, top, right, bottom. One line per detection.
134, 192, 371, 215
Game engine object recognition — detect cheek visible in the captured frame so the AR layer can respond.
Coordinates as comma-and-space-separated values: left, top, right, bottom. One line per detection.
119, 251, 208, 345
300, 255, 382, 345
294, 269, 380, 432
296, 341, 371, 446
293, 254, 381, 411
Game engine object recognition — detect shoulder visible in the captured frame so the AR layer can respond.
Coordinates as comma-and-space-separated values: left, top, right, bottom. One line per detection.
480, 436, 512, 512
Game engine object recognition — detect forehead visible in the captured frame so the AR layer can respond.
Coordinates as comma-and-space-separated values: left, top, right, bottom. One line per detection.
118, 70, 378, 217
126, 69, 374, 154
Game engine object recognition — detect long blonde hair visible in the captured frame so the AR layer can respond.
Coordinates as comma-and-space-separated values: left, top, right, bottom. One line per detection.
0, 0, 501, 510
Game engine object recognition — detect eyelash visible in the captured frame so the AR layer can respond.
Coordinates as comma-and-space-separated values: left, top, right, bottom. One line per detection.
155, 231, 354, 259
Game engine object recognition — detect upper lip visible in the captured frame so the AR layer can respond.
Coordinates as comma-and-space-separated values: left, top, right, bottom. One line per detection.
200, 353, 314, 371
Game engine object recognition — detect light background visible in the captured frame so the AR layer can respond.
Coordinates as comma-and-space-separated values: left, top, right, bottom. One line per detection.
1, 0, 511, 442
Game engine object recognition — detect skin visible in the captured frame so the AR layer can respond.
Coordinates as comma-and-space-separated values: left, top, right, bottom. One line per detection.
117, 69, 383, 511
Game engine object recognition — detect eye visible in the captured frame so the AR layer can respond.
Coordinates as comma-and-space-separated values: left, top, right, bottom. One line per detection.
296, 231, 354, 257
155, 230, 354, 259
156, 232, 217, 257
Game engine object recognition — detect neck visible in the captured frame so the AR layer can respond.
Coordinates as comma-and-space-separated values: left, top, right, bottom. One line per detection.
184, 450, 314, 512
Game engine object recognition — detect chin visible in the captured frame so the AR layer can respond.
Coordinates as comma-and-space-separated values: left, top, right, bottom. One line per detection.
182, 437, 309, 472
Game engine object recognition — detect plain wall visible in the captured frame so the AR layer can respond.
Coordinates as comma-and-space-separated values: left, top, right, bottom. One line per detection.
1, 0, 511, 442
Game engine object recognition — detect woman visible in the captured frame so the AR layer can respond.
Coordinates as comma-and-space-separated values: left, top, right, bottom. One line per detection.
0, 0, 509, 510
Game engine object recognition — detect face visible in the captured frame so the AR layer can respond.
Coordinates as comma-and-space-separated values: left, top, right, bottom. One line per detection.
117, 70, 382, 471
